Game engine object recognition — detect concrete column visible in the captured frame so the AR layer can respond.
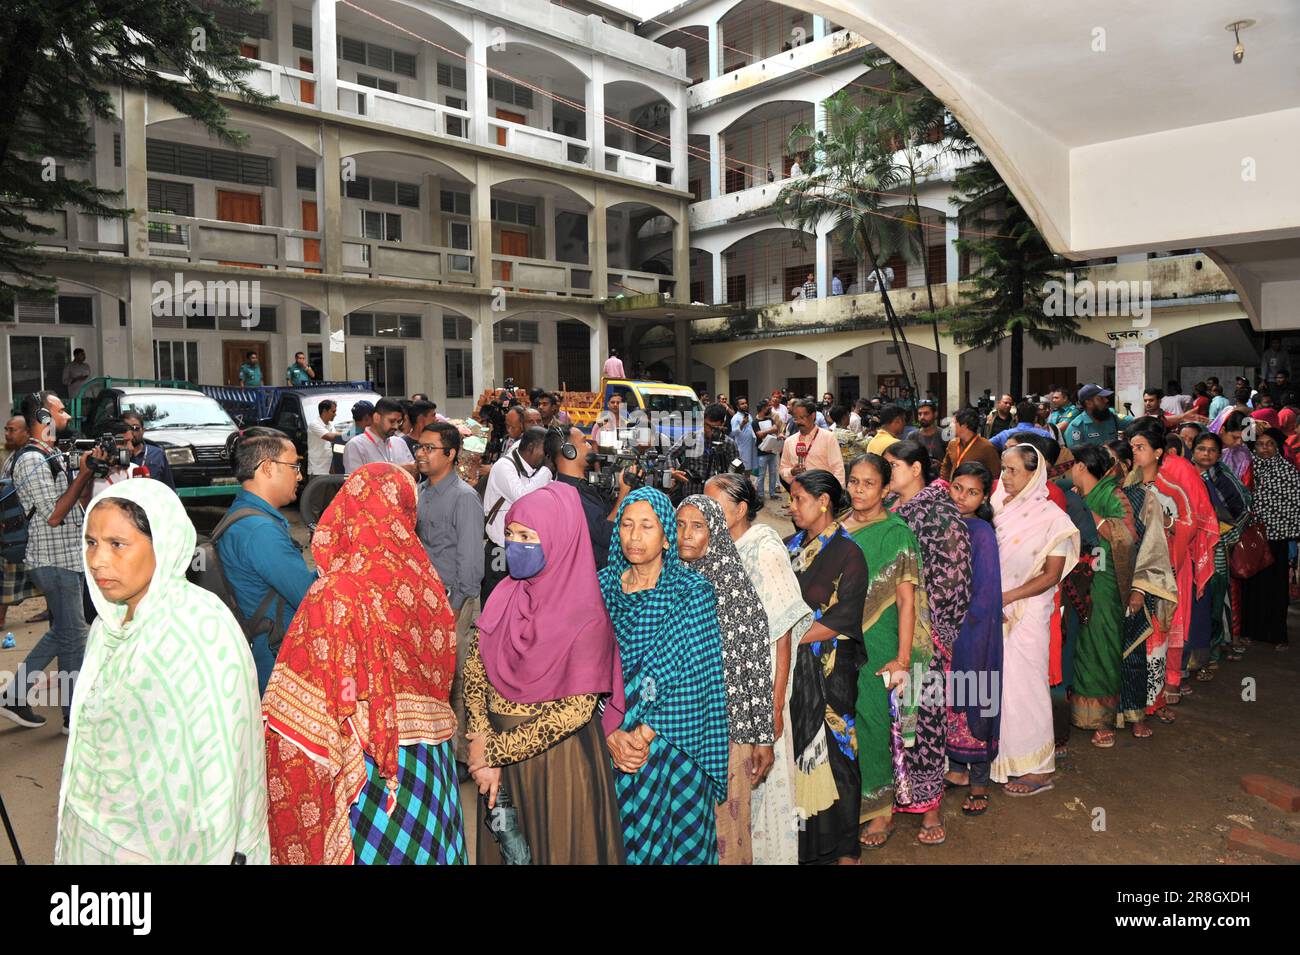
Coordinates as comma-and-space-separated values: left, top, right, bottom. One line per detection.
542, 195, 557, 260
813, 16, 827, 41
418, 44, 437, 104
815, 226, 830, 299
472, 299, 496, 391
589, 315, 609, 389
674, 320, 691, 385
320, 125, 343, 274
120, 90, 153, 377
670, 103, 688, 190
672, 204, 690, 301
710, 133, 722, 200
941, 334, 963, 416
587, 58, 606, 172
276, 145, 297, 229
813, 99, 828, 169
274, 0, 293, 69
592, 182, 608, 297
472, 157, 494, 290
312, 0, 338, 114
712, 250, 724, 304
815, 357, 830, 399
469, 18, 490, 147
945, 212, 960, 288
707, 22, 720, 79
325, 284, 347, 380
713, 361, 730, 401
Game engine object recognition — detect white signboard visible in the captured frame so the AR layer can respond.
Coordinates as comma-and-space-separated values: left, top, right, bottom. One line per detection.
1114, 343, 1146, 418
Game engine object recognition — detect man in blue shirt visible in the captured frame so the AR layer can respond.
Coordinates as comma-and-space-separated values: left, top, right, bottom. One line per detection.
730, 396, 759, 474
990, 399, 1055, 450
120, 411, 175, 489
1064, 383, 1127, 449
217, 428, 317, 692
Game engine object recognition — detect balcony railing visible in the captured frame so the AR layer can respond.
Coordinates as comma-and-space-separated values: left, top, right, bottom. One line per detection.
245, 60, 319, 109
21, 209, 127, 256
487, 117, 590, 167
335, 80, 471, 140
147, 214, 322, 271
689, 30, 868, 109
603, 146, 673, 185
608, 269, 675, 297
342, 237, 475, 283
492, 254, 593, 296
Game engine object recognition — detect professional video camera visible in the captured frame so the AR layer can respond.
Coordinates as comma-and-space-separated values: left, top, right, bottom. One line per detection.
583, 445, 674, 501
56, 433, 132, 478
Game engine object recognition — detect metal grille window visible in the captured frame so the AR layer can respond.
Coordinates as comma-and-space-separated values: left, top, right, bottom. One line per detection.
348, 312, 421, 339
445, 348, 472, 398
301, 308, 322, 335
348, 176, 419, 208
292, 23, 312, 50
490, 198, 536, 226
442, 315, 472, 340
339, 36, 416, 78
297, 165, 316, 190
56, 296, 94, 326
437, 62, 467, 90
208, 4, 270, 39
357, 73, 399, 94
113, 132, 122, 167
445, 95, 467, 137
361, 210, 402, 242
487, 77, 534, 109
440, 190, 470, 215
154, 340, 199, 382
146, 179, 194, 244
492, 321, 539, 343
147, 141, 273, 186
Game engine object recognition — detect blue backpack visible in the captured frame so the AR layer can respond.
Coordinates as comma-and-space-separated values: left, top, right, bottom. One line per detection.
0, 445, 62, 564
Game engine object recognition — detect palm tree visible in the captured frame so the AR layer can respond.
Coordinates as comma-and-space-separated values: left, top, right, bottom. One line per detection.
776, 92, 922, 398
944, 158, 1085, 399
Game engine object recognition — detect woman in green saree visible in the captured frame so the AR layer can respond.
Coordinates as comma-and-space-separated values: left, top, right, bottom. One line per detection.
1066, 445, 1135, 747
840, 454, 931, 849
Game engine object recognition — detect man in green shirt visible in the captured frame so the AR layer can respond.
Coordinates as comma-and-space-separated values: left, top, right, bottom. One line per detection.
238, 351, 263, 388
286, 351, 316, 387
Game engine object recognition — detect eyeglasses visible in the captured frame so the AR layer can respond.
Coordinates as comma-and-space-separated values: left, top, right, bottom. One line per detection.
415, 444, 449, 455
127, 424, 143, 433
268, 459, 302, 474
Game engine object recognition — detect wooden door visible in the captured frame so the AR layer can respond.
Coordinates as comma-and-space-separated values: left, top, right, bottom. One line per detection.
1027, 366, 1076, 398
216, 190, 263, 269
299, 57, 315, 105
498, 229, 530, 283
223, 341, 268, 387
301, 200, 320, 273
495, 109, 525, 146
503, 350, 533, 390
240, 41, 260, 59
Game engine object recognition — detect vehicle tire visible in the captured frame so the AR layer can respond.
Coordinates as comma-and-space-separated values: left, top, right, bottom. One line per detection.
299, 475, 345, 528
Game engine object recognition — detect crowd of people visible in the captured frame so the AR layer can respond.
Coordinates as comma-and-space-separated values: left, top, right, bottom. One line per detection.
0, 359, 1296, 865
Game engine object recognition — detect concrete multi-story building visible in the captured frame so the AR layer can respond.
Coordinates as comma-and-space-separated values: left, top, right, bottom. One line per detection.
633, 0, 1267, 413
2, 0, 1282, 420
3, 0, 705, 416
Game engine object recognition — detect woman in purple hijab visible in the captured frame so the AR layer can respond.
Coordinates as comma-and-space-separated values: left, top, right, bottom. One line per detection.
464, 481, 627, 864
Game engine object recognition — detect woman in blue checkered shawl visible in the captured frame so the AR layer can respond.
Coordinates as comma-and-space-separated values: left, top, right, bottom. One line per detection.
599, 486, 730, 865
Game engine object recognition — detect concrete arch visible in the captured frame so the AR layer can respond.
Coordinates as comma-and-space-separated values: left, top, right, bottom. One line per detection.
602, 67, 685, 110
488, 173, 595, 208
696, 95, 817, 139
341, 295, 471, 316
144, 110, 320, 155
381, 0, 472, 48
336, 137, 476, 183
486, 36, 591, 83
721, 224, 816, 256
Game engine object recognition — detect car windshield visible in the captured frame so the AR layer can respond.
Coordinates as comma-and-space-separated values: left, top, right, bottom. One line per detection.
641, 392, 701, 415
121, 395, 236, 430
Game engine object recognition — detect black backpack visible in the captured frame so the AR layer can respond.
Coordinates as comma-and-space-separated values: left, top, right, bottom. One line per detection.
190, 508, 288, 654
0, 445, 63, 564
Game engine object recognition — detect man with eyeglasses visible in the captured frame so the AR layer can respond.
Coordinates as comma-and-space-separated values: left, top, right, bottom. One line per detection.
216, 428, 317, 693
414, 421, 484, 771
119, 410, 175, 489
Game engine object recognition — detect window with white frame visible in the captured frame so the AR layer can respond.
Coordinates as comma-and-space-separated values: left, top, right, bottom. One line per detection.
153, 340, 199, 382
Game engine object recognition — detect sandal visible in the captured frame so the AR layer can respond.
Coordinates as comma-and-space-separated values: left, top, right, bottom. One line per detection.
1153, 706, 1176, 724
1131, 722, 1153, 739
859, 825, 895, 849
1195, 668, 1216, 683
962, 792, 989, 816
918, 822, 947, 845
1004, 778, 1055, 798
1090, 730, 1116, 749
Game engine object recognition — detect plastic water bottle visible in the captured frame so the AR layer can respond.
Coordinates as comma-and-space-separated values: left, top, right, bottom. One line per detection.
1, 632, 14, 649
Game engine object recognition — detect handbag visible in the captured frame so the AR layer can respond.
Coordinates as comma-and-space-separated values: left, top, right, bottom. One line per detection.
1229, 521, 1274, 579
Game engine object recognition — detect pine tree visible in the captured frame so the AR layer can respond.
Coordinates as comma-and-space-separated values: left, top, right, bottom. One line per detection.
0, 0, 272, 300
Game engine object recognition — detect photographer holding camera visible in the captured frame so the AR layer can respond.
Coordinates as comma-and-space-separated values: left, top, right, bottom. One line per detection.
546, 425, 631, 570
0, 392, 106, 732
667, 403, 743, 502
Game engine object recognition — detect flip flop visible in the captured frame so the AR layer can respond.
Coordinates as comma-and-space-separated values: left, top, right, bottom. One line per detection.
1004, 779, 1055, 798
1153, 707, 1176, 724
1090, 732, 1116, 749
859, 826, 895, 849
918, 822, 947, 845
961, 793, 989, 816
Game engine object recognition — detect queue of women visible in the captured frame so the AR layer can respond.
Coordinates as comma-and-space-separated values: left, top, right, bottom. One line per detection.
51, 406, 1297, 864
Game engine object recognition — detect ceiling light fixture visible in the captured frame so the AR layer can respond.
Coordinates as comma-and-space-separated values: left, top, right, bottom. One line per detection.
1225, 19, 1256, 65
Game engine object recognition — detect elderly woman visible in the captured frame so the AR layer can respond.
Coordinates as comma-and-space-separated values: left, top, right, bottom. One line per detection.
263, 463, 466, 864
884, 439, 973, 843
785, 469, 869, 864
464, 482, 625, 864
676, 494, 776, 864
1242, 427, 1300, 650
990, 444, 1080, 796
705, 473, 812, 866
600, 486, 729, 865
57, 480, 269, 864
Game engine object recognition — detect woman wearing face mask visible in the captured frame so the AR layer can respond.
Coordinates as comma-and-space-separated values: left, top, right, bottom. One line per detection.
57, 480, 269, 864
840, 454, 932, 847
945, 462, 1003, 816
600, 486, 728, 865
1242, 428, 1300, 650
990, 444, 1080, 796
1191, 432, 1252, 663
785, 469, 869, 863
463, 482, 625, 864
704, 473, 812, 866
883, 440, 972, 842
263, 464, 466, 865
676, 494, 776, 864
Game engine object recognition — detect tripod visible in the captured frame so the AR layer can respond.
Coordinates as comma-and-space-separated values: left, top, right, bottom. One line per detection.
0, 792, 25, 865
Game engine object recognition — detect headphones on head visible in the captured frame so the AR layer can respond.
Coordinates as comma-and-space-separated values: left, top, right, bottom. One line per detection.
27, 393, 52, 428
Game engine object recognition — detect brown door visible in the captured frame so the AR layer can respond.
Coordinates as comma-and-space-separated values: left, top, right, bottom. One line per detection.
299, 57, 315, 104
301, 200, 320, 273
223, 341, 269, 387
240, 41, 260, 59
1027, 367, 1076, 398
498, 229, 529, 283
217, 190, 264, 269
495, 109, 525, 146
503, 351, 533, 390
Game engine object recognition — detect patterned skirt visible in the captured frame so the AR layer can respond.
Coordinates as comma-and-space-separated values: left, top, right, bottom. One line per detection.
614, 736, 718, 865
349, 741, 467, 865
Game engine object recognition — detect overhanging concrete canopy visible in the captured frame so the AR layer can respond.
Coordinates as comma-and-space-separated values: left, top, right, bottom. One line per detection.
768, 0, 1300, 330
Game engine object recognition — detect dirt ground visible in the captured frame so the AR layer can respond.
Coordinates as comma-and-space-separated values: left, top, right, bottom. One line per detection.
2, 499, 1298, 864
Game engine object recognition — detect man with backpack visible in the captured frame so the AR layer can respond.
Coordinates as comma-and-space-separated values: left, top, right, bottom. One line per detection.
0, 392, 103, 731
0, 416, 38, 633
214, 428, 316, 694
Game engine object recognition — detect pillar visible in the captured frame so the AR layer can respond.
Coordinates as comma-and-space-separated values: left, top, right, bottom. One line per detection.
941, 334, 963, 414
815, 357, 830, 400
324, 285, 347, 380
320, 125, 343, 274
672, 205, 690, 301
712, 250, 724, 304
707, 22, 720, 79
587, 58, 605, 171
670, 103, 688, 191
468, 18, 490, 147
709, 133, 722, 201
813, 16, 827, 41
945, 203, 960, 290
592, 182, 608, 297
815, 226, 830, 299
472, 157, 494, 290
273, 0, 293, 70
589, 315, 609, 388
472, 299, 496, 392
121, 90, 153, 377
312, 0, 337, 113
542, 194, 557, 260
713, 361, 730, 401
674, 320, 691, 385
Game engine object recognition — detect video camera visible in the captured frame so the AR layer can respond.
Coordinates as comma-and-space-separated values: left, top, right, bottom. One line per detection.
584, 445, 674, 500
57, 433, 132, 478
